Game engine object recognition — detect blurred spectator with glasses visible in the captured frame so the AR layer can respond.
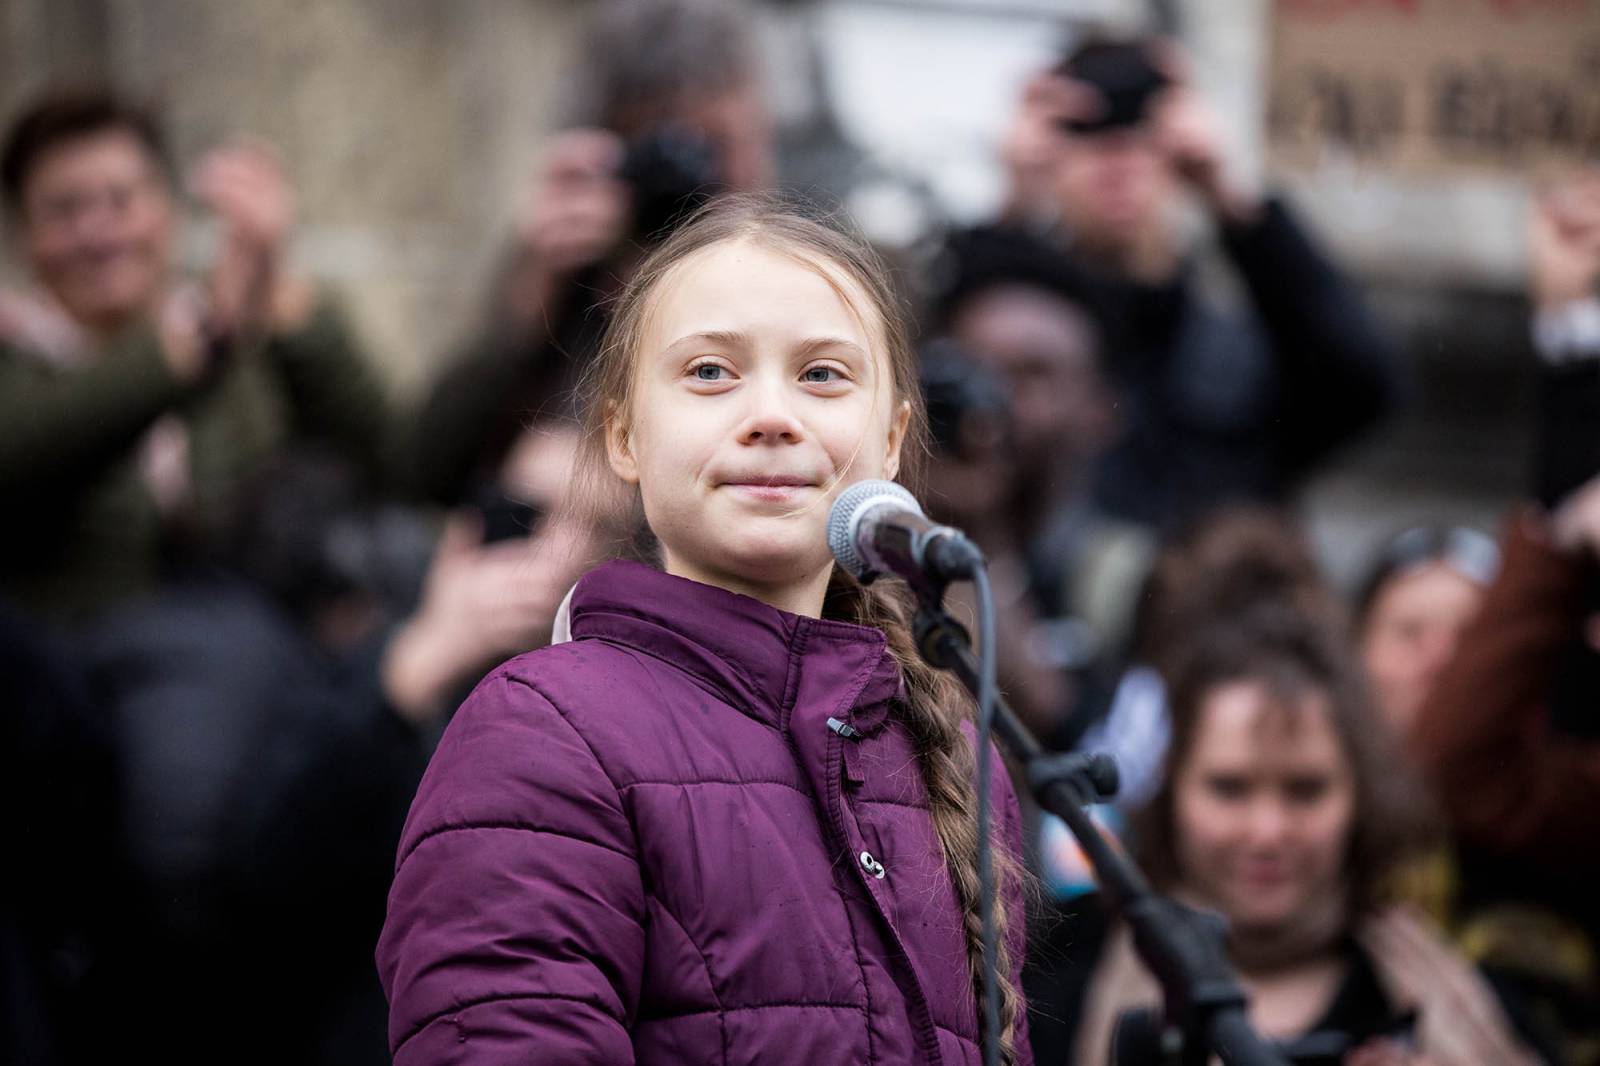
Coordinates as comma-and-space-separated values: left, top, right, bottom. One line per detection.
0, 87, 388, 628
1356, 525, 1500, 737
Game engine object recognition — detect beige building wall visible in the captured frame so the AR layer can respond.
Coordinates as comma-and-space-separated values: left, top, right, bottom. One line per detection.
1, 0, 586, 397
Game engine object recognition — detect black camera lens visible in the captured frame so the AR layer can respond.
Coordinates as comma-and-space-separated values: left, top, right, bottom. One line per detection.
618, 126, 721, 243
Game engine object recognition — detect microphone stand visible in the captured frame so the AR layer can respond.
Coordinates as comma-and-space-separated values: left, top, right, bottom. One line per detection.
909, 583, 1289, 1066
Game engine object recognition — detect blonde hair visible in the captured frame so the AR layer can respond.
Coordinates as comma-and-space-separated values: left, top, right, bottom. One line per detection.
573, 192, 1024, 1061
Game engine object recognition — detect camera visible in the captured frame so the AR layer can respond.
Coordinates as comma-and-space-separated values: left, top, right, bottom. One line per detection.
919, 338, 1011, 460
618, 125, 721, 244
1054, 40, 1170, 136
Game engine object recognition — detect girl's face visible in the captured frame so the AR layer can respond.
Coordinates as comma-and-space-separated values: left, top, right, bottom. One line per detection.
608, 237, 909, 613
1172, 680, 1355, 936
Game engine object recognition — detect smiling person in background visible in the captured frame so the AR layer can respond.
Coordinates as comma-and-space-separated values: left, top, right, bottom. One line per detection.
1068, 606, 1539, 1066
0, 86, 387, 627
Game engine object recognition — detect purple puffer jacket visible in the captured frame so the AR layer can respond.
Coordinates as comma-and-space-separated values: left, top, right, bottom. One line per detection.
377, 559, 1032, 1065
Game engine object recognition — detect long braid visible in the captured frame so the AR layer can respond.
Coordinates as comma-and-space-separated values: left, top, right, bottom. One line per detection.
827, 572, 1022, 1065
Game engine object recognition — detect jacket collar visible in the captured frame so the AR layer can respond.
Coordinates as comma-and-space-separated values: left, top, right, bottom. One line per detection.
568, 559, 903, 732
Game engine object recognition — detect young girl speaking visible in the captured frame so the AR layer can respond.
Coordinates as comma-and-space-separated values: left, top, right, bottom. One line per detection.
377, 198, 1033, 1065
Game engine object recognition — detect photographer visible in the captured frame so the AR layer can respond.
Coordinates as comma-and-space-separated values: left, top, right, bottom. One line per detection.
924, 225, 1150, 740
1405, 171, 1600, 1065
401, 0, 774, 506
1007, 37, 1403, 531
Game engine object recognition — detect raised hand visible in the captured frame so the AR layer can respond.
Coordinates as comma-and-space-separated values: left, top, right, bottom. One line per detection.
504, 129, 630, 324
192, 140, 309, 337
1145, 43, 1262, 224
381, 509, 596, 723
1531, 170, 1600, 311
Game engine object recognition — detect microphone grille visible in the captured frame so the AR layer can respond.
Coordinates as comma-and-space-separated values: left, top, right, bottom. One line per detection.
827, 479, 922, 580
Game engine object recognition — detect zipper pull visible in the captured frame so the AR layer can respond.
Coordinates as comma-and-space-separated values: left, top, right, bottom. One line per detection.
827, 716, 863, 740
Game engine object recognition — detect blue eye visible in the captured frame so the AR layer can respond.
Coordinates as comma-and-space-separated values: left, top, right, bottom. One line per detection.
803, 365, 840, 384
693, 363, 727, 381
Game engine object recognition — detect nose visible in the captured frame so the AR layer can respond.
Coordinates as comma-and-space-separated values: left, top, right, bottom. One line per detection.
1243, 797, 1292, 849
1415, 623, 1458, 676
736, 376, 804, 446
69, 194, 126, 247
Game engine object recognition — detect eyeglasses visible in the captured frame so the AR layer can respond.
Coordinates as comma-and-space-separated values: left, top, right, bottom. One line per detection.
1373, 525, 1501, 591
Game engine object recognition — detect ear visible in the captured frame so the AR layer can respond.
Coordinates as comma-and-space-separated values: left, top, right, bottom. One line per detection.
884, 399, 912, 481
605, 403, 640, 485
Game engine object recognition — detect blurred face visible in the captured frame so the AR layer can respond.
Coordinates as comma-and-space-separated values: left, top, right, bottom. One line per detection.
17, 129, 175, 333
608, 238, 909, 612
1360, 562, 1483, 736
1000, 79, 1070, 224
949, 284, 1111, 473
1173, 680, 1355, 936
1053, 127, 1172, 255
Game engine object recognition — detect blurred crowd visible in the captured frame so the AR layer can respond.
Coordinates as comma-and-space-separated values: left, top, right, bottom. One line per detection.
3, 2, 1600, 1064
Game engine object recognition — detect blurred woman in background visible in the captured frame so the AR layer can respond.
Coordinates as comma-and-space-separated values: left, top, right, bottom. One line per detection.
1355, 525, 1498, 737
1073, 606, 1538, 1066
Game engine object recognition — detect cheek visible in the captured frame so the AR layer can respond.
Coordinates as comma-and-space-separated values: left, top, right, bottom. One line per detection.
26, 226, 75, 273
1302, 796, 1355, 869
1363, 627, 1413, 677
129, 197, 175, 250
632, 414, 705, 489
1173, 789, 1238, 872
818, 404, 893, 478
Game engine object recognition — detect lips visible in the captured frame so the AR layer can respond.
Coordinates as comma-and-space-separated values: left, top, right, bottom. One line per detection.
718, 475, 819, 505
719, 475, 815, 488
1236, 864, 1293, 890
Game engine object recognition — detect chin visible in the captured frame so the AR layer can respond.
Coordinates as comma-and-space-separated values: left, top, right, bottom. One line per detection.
67, 281, 153, 327
1227, 893, 1305, 932
718, 535, 829, 586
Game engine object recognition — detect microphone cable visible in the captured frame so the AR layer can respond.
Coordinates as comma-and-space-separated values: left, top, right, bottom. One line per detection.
971, 561, 1001, 1066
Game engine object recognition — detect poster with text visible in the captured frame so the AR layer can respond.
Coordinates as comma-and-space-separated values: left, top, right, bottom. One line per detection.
1268, 0, 1600, 176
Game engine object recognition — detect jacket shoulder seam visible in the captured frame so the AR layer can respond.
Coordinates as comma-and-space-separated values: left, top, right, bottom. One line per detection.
506, 672, 626, 796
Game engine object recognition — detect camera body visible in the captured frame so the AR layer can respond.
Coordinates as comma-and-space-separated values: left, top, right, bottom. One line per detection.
1055, 40, 1170, 136
919, 338, 1012, 459
618, 125, 721, 243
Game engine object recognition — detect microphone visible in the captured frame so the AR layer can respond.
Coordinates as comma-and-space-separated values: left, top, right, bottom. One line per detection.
827, 480, 983, 585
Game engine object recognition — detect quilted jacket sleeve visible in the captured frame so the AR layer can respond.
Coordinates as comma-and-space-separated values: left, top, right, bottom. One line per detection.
377, 669, 645, 1065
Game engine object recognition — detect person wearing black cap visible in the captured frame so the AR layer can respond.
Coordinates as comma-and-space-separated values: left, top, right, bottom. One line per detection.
994, 37, 1404, 532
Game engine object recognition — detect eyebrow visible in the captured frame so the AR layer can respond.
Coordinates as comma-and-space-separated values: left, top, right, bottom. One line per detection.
661, 330, 870, 362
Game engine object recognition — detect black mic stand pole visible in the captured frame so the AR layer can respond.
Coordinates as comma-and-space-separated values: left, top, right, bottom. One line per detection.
909, 588, 1289, 1066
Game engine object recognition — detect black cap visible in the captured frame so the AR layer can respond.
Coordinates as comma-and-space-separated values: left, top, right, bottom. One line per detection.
1054, 39, 1170, 136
